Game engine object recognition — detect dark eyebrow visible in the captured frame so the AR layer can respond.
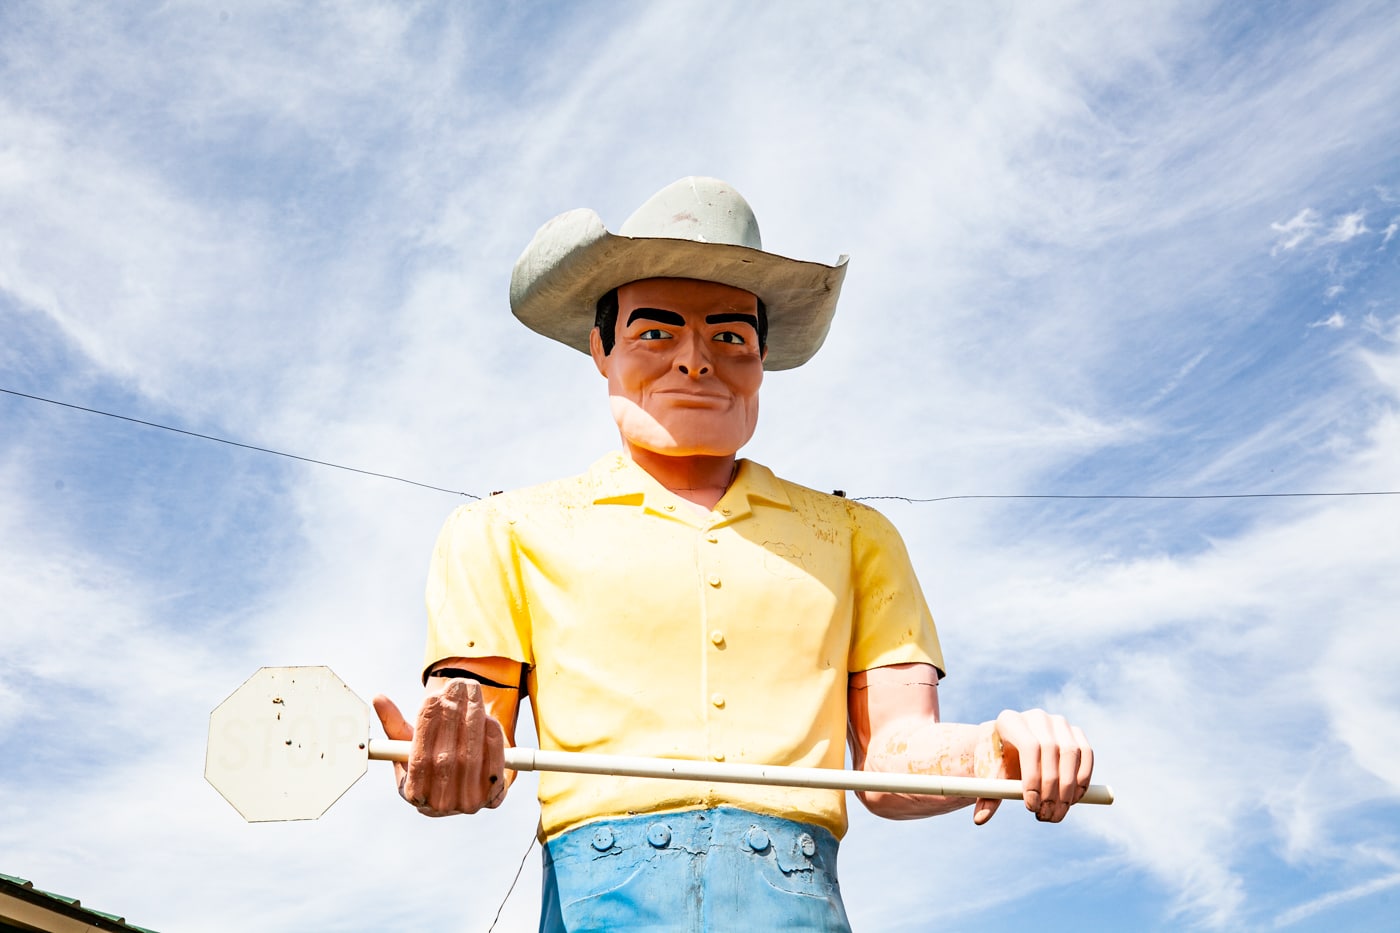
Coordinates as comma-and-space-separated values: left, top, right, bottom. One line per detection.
706, 312, 760, 329
626, 308, 686, 327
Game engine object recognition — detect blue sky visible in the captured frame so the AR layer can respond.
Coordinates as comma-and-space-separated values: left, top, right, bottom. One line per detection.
3, 1, 1399, 930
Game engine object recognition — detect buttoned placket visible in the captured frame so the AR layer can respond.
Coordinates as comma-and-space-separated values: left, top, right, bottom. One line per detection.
697, 506, 743, 769
625, 459, 770, 772
642, 491, 736, 759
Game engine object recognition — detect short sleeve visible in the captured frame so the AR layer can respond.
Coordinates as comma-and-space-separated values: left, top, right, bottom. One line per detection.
422, 501, 533, 680
846, 504, 946, 678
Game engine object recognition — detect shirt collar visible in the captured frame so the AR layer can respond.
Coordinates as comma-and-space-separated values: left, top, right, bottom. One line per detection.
587, 451, 792, 522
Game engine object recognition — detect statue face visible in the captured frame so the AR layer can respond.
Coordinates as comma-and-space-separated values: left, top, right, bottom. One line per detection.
590, 277, 765, 458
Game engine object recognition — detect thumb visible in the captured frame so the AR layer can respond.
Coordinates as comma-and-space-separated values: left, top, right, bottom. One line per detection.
371, 694, 413, 789
372, 694, 415, 741
973, 797, 1001, 825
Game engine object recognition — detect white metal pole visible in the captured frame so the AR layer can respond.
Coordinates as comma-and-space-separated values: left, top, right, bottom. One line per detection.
366, 740, 1114, 805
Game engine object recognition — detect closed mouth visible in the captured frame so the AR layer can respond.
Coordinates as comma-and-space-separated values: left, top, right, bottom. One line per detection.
653, 389, 730, 402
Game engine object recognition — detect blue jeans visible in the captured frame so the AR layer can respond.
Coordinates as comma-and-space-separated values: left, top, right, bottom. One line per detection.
540, 807, 852, 931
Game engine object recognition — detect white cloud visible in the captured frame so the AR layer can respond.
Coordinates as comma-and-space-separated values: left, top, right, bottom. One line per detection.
1273, 871, 1400, 928
1311, 310, 1346, 327
1321, 209, 1369, 243
1272, 208, 1322, 252
1147, 348, 1212, 407
1272, 208, 1374, 254
0, 101, 272, 409
1361, 312, 1399, 339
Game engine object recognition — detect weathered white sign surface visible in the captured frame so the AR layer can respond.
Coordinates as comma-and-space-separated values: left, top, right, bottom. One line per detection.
205, 666, 371, 822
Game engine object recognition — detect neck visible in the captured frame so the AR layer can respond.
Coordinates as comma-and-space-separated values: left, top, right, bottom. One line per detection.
624, 444, 738, 511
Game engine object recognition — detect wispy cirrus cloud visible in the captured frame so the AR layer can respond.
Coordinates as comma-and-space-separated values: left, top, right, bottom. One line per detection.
1322, 209, 1369, 243
1273, 208, 1323, 252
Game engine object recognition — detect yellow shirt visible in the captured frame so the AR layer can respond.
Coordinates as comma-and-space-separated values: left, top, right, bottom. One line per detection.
423, 452, 943, 839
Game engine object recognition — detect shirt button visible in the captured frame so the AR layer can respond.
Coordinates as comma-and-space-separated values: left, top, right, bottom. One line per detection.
591, 827, 615, 851
711, 751, 726, 762
711, 693, 725, 708
706, 534, 718, 543
721, 508, 732, 515
664, 503, 676, 511
710, 630, 725, 647
745, 827, 771, 852
707, 574, 721, 587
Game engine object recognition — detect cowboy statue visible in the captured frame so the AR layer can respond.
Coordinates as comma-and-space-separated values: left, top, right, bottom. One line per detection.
374, 177, 1095, 931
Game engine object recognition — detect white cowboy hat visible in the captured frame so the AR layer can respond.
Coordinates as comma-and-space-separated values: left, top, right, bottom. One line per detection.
509, 176, 849, 370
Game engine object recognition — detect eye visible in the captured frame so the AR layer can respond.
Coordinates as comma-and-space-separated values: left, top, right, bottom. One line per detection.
639, 328, 672, 340
713, 331, 747, 345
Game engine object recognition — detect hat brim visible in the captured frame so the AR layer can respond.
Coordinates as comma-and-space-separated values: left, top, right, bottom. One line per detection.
510, 208, 848, 371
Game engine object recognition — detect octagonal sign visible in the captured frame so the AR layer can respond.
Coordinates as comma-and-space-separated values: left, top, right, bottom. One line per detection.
206, 666, 371, 822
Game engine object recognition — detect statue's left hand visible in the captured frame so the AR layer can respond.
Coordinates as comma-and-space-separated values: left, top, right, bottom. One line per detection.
973, 709, 1093, 825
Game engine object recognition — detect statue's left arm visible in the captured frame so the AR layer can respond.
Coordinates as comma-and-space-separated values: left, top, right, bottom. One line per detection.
848, 662, 1094, 824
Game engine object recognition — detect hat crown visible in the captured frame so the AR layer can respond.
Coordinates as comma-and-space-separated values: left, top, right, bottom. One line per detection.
617, 176, 763, 250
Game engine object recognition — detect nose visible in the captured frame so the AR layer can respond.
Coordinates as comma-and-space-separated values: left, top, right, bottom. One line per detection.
675, 331, 711, 378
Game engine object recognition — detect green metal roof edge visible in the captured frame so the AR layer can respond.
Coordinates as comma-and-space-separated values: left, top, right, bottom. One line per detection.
0, 873, 161, 933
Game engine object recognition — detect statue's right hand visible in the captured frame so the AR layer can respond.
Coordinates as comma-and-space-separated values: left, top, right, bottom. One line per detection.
371, 680, 508, 816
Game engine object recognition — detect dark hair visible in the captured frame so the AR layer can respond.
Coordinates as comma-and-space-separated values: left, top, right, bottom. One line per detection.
594, 289, 622, 354
593, 288, 768, 355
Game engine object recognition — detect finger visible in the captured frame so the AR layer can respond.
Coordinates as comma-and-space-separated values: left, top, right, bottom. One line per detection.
995, 710, 1044, 815
1050, 715, 1079, 822
1030, 713, 1061, 822
973, 797, 1001, 825
457, 682, 488, 811
458, 682, 509, 811
1073, 724, 1094, 804
482, 715, 507, 809
405, 683, 459, 810
1013, 709, 1067, 822
431, 682, 471, 813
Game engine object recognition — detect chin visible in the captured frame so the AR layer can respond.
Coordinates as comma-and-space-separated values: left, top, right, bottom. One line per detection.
617, 418, 751, 455
627, 425, 753, 457
633, 439, 744, 458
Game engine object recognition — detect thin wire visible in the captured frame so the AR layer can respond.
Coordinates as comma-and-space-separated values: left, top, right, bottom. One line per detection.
6, 386, 1398, 506
854, 492, 1400, 504
486, 830, 537, 933
1, 386, 479, 499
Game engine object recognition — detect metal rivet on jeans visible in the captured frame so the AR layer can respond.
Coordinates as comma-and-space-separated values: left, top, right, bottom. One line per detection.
799, 833, 817, 857
646, 823, 671, 848
745, 827, 771, 852
591, 827, 614, 851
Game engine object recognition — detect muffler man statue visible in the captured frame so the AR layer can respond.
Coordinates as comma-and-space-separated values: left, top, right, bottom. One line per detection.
376, 177, 1094, 931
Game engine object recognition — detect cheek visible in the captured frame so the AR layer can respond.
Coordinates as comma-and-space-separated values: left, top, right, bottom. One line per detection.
608, 350, 668, 397
731, 360, 764, 402
606, 359, 643, 398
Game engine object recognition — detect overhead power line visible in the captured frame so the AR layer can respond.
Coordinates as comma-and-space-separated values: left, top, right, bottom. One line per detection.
1, 386, 478, 499
854, 492, 1400, 503
5, 386, 1398, 505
